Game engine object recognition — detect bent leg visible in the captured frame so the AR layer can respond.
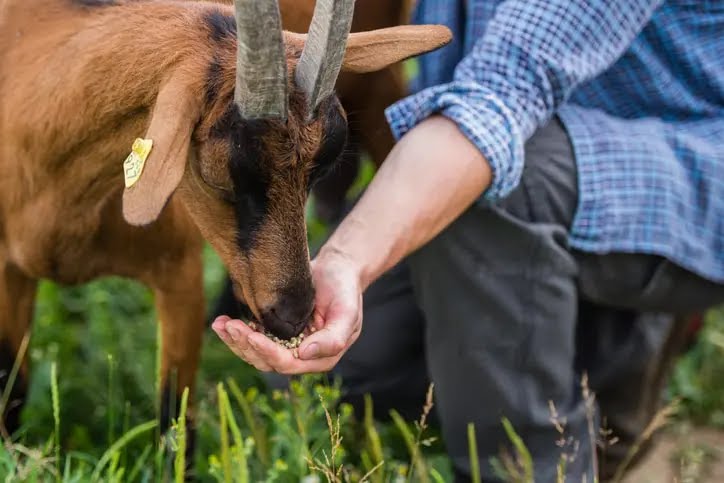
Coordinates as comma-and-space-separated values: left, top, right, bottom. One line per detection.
409, 120, 592, 482
410, 205, 589, 482
152, 251, 205, 433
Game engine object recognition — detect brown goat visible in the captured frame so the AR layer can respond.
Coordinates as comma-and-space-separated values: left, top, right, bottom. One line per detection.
0, 0, 450, 441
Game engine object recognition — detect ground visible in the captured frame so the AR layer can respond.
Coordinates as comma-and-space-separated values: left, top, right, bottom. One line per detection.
624, 426, 724, 483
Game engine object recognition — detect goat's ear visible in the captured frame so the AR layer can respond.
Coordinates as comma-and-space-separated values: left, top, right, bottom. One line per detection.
122, 74, 201, 226
341, 25, 452, 74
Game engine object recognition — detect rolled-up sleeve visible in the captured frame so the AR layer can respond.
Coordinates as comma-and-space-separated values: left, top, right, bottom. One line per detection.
385, 0, 664, 201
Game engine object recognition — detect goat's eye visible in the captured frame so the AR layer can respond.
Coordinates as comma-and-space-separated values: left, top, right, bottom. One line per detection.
194, 152, 236, 202
217, 187, 237, 205
310, 100, 348, 184
201, 177, 237, 204
309, 157, 339, 186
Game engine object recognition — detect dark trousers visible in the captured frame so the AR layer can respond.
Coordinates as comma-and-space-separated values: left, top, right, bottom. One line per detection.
321, 119, 724, 482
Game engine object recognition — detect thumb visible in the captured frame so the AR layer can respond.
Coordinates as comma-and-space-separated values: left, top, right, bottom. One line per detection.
299, 299, 361, 360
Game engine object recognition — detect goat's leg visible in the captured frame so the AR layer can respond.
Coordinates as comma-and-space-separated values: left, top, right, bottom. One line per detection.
150, 251, 205, 467
0, 258, 37, 435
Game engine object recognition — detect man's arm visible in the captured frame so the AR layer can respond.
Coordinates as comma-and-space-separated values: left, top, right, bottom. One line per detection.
321, 116, 490, 291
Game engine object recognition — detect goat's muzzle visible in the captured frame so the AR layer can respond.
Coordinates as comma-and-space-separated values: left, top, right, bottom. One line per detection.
260, 280, 315, 340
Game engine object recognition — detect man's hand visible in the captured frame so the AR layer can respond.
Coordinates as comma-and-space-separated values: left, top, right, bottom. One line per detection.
211, 247, 363, 374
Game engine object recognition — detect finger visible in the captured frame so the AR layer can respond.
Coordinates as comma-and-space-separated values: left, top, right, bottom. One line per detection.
222, 319, 256, 350
215, 320, 274, 372
298, 322, 361, 362
312, 310, 325, 330
299, 301, 361, 360
216, 319, 312, 373
246, 331, 300, 371
215, 330, 272, 372
212, 316, 237, 346
268, 354, 343, 375
242, 331, 347, 374
211, 315, 232, 333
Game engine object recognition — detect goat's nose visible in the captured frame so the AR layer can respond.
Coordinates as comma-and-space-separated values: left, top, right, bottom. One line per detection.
261, 288, 314, 340
262, 301, 314, 340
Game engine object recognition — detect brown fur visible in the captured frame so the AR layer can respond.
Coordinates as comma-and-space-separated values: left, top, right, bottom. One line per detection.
0, 0, 450, 436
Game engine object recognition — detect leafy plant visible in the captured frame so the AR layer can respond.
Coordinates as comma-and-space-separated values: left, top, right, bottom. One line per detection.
670, 309, 724, 427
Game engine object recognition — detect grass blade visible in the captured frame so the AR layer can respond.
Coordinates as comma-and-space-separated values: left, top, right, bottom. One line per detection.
127, 445, 153, 483
389, 410, 429, 483
227, 378, 269, 468
220, 384, 249, 483
91, 420, 158, 481
501, 417, 533, 483
611, 400, 679, 483
51, 362, 60, 483
363, 394, 384, 478
467, 423, 481, 483
217, 383, 232, 483
107, 355, 115, 448
173, 387, 189, 483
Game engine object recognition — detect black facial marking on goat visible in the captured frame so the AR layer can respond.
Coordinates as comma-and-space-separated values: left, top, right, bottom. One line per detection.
310, 101, 348, 186
219, 109, 271, 252
204, 10, 236, 44
71, 0, 116, 7
0, 340, 26, 434
205, 57, 225, 107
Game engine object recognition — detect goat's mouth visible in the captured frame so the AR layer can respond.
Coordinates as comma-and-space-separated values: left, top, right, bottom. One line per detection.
228, 275, 315, 339
235, 298, 312, 342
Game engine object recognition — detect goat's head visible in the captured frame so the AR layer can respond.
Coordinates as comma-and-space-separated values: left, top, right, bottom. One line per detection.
121, 0, 451, 340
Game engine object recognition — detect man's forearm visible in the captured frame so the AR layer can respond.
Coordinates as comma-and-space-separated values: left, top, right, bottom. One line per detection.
319, 115, 492, 289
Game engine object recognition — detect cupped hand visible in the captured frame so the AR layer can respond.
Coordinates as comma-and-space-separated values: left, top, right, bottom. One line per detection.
212, 248, 363, 374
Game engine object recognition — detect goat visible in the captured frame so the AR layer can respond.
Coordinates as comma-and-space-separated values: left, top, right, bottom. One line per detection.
0, 0, 450, 445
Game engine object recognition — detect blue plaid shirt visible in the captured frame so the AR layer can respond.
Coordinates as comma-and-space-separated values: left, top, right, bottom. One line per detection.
385, 0, 724, 283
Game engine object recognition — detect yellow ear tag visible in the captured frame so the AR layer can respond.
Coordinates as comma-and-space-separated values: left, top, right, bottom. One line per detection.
123, 138, 153, 188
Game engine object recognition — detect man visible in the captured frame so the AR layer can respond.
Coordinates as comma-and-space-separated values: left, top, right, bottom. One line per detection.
213, 1, 724, 480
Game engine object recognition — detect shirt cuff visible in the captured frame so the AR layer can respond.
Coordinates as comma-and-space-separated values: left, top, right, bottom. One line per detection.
384, 81, 525, 201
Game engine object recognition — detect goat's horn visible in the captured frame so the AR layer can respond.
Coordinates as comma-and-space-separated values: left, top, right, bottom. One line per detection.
295, 0, 355, 118
234, 0, 288, 120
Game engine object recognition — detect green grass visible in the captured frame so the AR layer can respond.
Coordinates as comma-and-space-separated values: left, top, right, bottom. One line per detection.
0, 242, 454, 481
8, 245, 721, 482
669, 308, 724, 427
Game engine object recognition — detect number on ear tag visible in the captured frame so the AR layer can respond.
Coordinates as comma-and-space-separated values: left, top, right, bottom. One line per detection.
123, 138, 153, 188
